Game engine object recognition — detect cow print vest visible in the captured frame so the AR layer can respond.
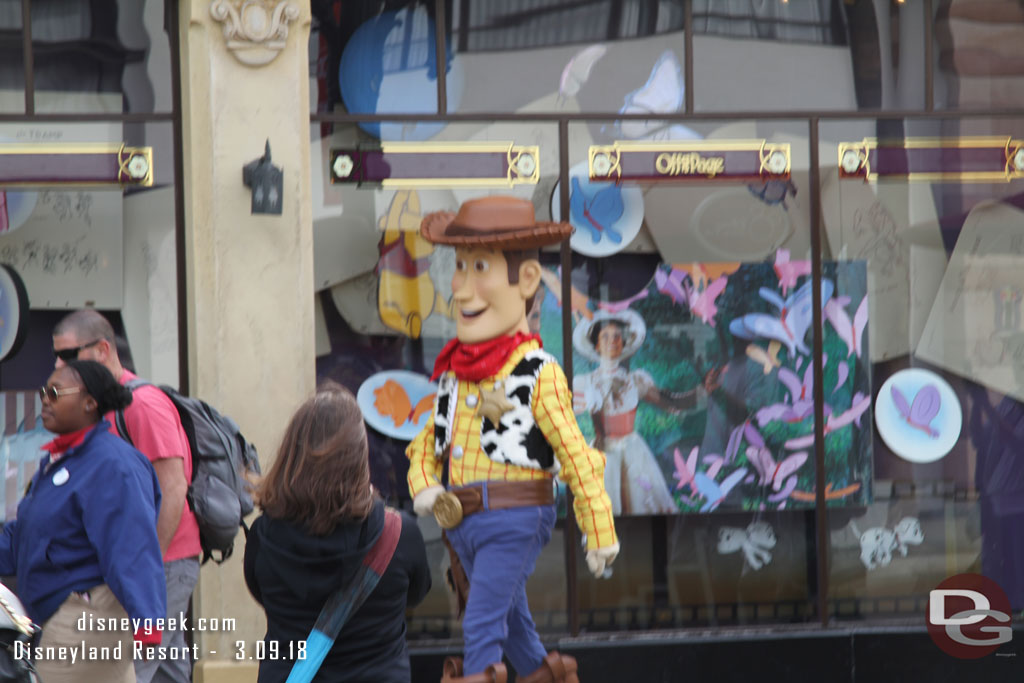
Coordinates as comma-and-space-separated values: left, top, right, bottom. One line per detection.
433, 349, 559, 474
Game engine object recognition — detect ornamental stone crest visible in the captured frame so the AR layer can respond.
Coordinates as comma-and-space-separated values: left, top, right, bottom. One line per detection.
210, 0, 300, 66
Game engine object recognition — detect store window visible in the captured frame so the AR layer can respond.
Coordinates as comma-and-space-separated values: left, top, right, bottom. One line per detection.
0, 1, 181, 521
310, 0, 1024, 648
822, 117, 1024, 618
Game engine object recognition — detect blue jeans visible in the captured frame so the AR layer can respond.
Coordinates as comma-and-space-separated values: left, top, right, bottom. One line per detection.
446, 491, 556, 676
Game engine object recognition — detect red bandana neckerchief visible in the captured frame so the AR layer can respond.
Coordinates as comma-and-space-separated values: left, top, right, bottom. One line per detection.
43, 425, 93, 463
431, 332, 541, 382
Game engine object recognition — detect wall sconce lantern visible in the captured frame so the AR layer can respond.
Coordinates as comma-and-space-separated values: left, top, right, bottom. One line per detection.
242, 140, 283, 215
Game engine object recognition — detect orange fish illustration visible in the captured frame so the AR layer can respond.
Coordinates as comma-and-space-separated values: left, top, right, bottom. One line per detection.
373, 379, 435, 428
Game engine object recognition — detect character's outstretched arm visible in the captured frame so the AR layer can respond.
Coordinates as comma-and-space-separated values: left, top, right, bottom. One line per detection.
534, 362, 618, 554
406, 405, 445, 516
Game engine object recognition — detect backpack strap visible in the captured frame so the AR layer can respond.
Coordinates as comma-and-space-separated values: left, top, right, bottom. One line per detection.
285, 508, 402, 683
113, 378, 153, 447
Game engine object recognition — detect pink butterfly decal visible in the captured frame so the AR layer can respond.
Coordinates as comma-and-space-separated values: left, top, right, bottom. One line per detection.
748, 447, 808, 491
755, 360, 828, 427
767, 476, 799, 503
683, 275, 728, 326
773, 249, 810, 296
723, 422, 749, 464
672, 446, 699, 492
598, 289, 649, 313
654, 267, 687, 306
892, 384, 940, 437
824, 295, 868, 358
703, 454, 726, 480
784, 392, 872, 450
834, 362, 850, 394
655, 267, 728, 326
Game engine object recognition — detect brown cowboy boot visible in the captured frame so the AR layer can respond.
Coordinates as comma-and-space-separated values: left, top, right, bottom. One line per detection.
440, 657, 508, 683
517, 651, 579, 683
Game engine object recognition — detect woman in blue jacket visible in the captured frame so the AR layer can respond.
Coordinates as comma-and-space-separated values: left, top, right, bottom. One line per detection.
0, 359, 166, 683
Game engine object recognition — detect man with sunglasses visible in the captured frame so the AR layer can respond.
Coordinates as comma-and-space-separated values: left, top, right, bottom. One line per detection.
53, 310, 199, 683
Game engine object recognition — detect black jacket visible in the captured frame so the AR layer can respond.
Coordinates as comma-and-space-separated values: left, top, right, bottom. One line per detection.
243, 500, 431, 683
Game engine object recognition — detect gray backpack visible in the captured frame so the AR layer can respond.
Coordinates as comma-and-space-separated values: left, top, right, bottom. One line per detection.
115, 380, 260, 564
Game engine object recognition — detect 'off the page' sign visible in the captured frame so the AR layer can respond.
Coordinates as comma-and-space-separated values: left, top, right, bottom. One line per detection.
588, 140, 790, 183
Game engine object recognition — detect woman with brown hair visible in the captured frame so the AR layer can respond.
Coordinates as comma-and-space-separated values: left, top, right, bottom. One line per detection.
243, 383, 431, 683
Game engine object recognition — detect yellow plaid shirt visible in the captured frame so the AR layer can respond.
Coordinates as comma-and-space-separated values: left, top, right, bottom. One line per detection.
407, 339, 617, 551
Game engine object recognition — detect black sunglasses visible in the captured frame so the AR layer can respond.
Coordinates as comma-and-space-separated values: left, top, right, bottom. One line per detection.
53, 339, 102, 362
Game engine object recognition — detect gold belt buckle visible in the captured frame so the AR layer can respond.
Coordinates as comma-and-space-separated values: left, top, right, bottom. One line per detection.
433, 491, 464, 530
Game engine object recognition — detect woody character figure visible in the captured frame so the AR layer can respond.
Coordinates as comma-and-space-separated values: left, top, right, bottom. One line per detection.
407, 196, 619, 683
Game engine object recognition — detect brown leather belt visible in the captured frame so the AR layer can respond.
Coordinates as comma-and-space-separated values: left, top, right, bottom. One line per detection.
433, 479, 554, 530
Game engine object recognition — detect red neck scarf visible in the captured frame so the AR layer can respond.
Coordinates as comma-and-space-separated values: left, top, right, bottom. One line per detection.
431, 332, 540, 382
43, 425, 94, 460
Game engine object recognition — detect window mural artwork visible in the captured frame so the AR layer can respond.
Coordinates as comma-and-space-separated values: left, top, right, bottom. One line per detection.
538, 258, 873, 516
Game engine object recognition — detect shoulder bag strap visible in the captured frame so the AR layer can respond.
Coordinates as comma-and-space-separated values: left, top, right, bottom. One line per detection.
285, 507, 402, 683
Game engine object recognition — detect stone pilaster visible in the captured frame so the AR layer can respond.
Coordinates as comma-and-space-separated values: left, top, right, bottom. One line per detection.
178, 1, 314, 676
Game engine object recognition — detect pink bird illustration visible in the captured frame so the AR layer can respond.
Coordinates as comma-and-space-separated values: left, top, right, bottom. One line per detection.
654, 266, 729, 326
654, 267, 687, 305
672, 446, 699, 493
755, 361, 822, 426
834, 362, 850, 394
824, 295, 868, 358
598, 289, 649, 313
784, 392, 872, 449
773, 249, 810, 296
683, 275, 728, 326
747, 447, 808, 491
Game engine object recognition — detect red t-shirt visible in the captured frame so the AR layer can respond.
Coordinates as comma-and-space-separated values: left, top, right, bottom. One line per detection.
107, 370, 202, 562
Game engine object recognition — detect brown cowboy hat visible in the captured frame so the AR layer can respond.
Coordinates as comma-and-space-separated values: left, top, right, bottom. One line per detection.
420, 196, 572, 250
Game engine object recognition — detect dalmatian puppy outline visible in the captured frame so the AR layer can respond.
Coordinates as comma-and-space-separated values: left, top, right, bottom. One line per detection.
717, 520, 777, 570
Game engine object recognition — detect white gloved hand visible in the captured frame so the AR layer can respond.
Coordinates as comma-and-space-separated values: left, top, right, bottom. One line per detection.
585, 542, 620, 578
413, 486, 446, 518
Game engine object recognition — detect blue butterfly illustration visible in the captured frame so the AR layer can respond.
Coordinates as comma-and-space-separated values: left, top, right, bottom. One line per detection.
693, 468, 748, 513
747, 179, 797, 209
570, 176, 624, 244
729, 278, 835, 357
